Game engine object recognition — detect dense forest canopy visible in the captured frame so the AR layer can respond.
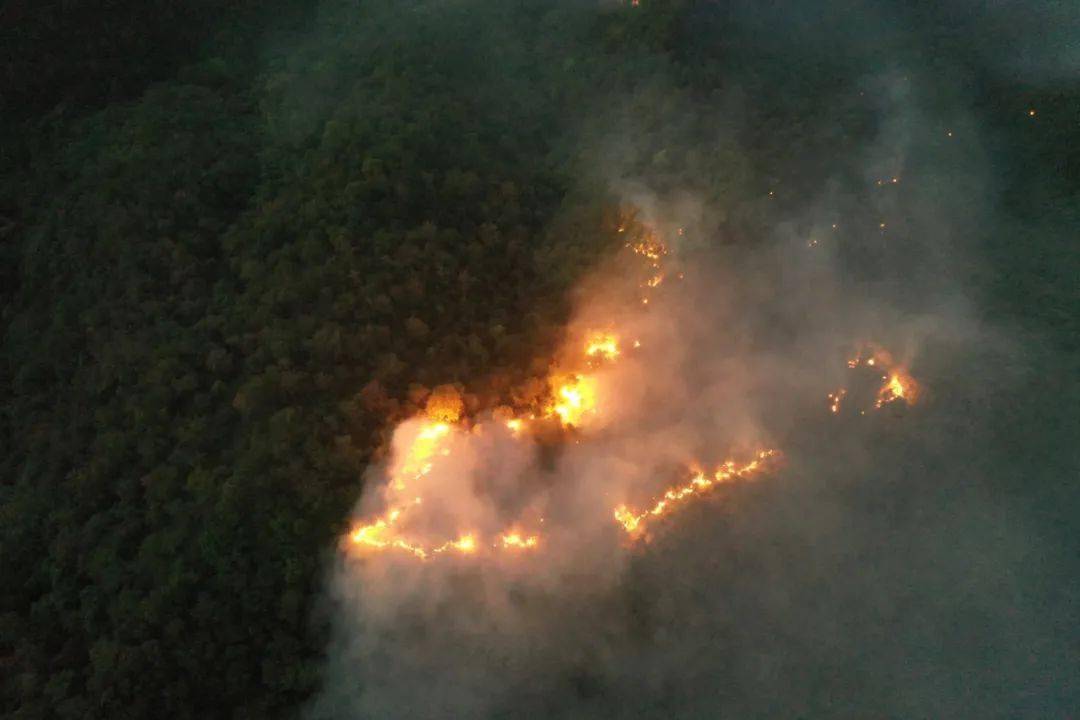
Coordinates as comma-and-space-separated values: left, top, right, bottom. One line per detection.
1, 1, 1077, 718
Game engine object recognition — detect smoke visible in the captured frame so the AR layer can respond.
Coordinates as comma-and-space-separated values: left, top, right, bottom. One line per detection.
303, 2, 1078, 718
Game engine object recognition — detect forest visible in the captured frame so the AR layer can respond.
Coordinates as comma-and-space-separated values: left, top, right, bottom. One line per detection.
1, 1, 1077, 718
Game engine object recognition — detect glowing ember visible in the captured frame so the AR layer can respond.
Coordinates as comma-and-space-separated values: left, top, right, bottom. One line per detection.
827, 388, 847, 413
632, 235, 665, 260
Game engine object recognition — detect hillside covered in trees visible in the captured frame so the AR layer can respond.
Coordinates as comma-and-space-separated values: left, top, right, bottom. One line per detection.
2, 1, 1077, 718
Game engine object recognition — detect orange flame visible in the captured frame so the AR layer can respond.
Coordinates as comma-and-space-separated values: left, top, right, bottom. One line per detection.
631, 234, 667, 262
433, 534, 477, 555
876, 371, 917, 407
614, 450, 779, 535
547, 374, 598, 428
584, 332, 620, 361
498, 531, 540, 550
845, 344, 919, 411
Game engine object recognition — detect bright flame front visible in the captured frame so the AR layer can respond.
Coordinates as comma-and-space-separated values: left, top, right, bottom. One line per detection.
614, 451, 779, 536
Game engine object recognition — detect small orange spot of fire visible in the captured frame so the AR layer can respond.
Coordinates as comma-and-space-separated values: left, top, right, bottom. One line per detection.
827, 388, 847, 413
505, 418, 523, 433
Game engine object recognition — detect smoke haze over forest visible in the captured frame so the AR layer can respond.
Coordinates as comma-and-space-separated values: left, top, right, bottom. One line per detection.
1, 1, 1077, 718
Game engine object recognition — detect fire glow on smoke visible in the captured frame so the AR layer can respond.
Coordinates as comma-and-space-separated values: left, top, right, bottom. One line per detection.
347, 215, 919, 561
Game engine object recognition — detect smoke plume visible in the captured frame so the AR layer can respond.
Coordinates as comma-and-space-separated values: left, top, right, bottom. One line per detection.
304, 2, 1079, 718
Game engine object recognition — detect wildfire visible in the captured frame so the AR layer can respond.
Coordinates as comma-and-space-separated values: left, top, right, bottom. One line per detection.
498, 531, 540, 549
631, 234, 667, 262
389, 421, 449, 490
433, 534, 477, 555
349, 513, 429, 559
628, 227, 670, 299
614, 450, 779, 535
841, 343, 920, 412
876, 371, 917, 407
348, 420, 474, 559
346, 228, 669, 561
344, 215, 922, 565
548, 374, 598, 427
584, 332, 620, 361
